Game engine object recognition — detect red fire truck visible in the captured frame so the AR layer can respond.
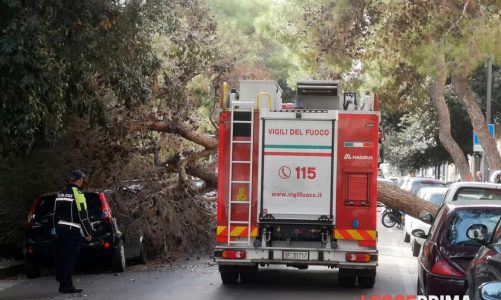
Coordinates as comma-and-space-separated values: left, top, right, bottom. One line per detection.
214, 80, 379, 287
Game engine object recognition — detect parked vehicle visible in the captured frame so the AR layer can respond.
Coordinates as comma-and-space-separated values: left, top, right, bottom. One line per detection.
479, 282, 501, 300
413, 200, 501, 296
24, 191, 144, 278
214, 80, 380, 287
388, 176, 399, 185
443, 182, 501, 202
465, 216, 501, 300
403, 187, 447, 256
381, 207, 403, 228
401, 178, 446, 195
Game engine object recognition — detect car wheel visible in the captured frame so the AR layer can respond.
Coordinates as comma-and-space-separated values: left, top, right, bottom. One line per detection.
219, 266, 238, 285
358, 276, 375, 288
404, 231, 410, 243
239, 265, 257, 284
112, 240, 126, 273
25, 260, 41, 279
412, 239, 420, 257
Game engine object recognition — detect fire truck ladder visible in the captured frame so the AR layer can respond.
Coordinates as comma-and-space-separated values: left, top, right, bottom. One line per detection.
227, 101, 255, 245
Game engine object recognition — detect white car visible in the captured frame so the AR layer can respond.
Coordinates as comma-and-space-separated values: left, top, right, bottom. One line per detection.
404, 187, 447, 257
400, 177, 446, 195
443, 182, 501, 202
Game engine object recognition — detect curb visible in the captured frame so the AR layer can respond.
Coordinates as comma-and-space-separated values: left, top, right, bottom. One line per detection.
0, 263, 23, 279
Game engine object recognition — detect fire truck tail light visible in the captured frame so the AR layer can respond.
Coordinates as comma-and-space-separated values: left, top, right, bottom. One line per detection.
222, 250, 246, 259
345, 253, 371, 263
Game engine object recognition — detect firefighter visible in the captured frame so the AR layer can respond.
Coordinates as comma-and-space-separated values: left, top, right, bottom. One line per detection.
53, 170, 93, 293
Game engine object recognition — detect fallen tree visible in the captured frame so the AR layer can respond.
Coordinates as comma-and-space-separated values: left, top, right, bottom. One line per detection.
377, 181, 439, 218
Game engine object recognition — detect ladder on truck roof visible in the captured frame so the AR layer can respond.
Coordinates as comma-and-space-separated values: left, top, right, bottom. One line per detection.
227, 100, 255, 245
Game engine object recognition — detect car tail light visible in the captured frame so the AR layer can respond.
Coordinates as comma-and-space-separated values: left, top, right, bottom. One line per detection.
26, 197, 41, 229
346, 253, 371, 263
103, 242, 110, 249
430, 259, 463, 277
222, 250, 246, 259
99, 192, 112, 223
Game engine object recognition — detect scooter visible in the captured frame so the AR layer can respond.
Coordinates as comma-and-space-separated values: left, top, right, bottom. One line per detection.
381, 207, 403, 228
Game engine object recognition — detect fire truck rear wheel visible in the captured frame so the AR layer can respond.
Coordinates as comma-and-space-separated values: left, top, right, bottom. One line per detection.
358, 276, 375, 288
219, 266, 238, 285
338, 269, 356, 287
338, 275, 356, 287
239, 266, 257, 284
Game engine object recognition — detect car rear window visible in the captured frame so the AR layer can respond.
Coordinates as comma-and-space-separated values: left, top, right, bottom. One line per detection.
430, 194, 445, 206
453, 187, 501, 201
84, 193, 102, 218
34, 196, 56, 221
447, 209, 501, 246
35, 193, 102, 219
410, 181, 446, 195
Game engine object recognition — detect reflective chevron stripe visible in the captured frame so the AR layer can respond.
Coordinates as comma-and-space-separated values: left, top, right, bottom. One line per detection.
334, 229, 377, 241
217, 226, 258, 237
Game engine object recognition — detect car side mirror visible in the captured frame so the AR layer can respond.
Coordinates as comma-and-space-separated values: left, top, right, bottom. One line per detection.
467, 224, 488, 244
418, 211, 434, 224
480, 282, 501, 300
412, 229, 427, 239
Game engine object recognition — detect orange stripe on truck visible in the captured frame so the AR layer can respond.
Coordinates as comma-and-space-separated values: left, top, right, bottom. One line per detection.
334, 229, 376, 241
217, 226, 258, 237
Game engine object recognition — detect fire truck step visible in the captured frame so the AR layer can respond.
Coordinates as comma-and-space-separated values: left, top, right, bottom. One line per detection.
230, 201, 250, 204
228, 241, 251, 244
230, 221, 250, 224
232, 141, 252, 144
232, 161, 251, 164
231, 180, 250, 184
232, 121, 253, 124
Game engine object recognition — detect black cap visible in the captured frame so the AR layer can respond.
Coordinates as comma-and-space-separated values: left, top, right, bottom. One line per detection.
69, 170, 87, 182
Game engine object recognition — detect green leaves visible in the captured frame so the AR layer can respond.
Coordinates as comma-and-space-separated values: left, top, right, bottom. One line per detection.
0, 0, 163, 156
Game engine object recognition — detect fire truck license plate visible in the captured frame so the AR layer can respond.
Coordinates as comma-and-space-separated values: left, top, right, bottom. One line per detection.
283, 251, 309, 260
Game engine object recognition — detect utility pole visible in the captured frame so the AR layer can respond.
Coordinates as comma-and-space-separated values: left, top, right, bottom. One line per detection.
481, 54, 493, 181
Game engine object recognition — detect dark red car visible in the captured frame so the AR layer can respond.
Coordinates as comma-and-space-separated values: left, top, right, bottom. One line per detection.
413, 201, 501, 296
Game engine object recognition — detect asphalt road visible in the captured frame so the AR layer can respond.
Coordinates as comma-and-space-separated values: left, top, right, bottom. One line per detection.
0, 210, 417, 300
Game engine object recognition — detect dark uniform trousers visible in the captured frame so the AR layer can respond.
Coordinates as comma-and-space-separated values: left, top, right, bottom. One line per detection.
56, 226, 82, 288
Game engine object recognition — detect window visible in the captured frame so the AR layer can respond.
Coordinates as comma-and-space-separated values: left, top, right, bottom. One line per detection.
429, 194, 445, 206
410, 181, 446, 195
34, 196, 56, 221
453, 187, 501, 201
448, 209, 501, 246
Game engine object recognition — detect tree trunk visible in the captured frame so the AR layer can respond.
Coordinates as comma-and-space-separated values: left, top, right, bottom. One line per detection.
452, 74, 501, 173
377, 181, 439, 218
146, 119, 218, 149
429, 55, 473, 181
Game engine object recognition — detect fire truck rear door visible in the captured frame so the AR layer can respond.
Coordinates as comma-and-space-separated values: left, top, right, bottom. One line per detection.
259, 110, 336, 221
